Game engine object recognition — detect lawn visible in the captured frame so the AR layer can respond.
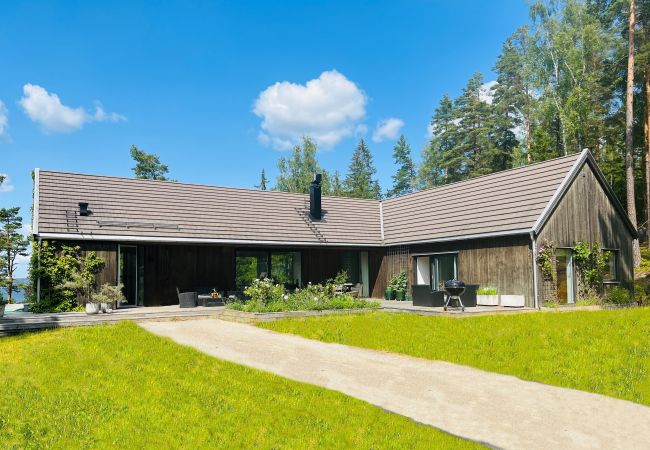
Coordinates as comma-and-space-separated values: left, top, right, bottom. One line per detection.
0, 322, 479, 449
260, 309, 650, 405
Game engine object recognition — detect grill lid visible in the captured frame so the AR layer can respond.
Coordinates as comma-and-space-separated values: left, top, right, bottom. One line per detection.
444, 279, 465, 289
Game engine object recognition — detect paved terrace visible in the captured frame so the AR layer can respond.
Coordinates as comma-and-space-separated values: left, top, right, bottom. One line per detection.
0, 301, 537, 336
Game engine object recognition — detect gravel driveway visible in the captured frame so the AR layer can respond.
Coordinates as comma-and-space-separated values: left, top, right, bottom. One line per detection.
141, 319, 650, 450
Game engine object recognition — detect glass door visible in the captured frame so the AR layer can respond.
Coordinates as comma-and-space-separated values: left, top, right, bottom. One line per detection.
430, 254, 457, 291
556, 248, 575, 304
119, 245, 138, 306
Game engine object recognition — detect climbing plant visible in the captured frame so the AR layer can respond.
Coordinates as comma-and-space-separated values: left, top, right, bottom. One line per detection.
536, 240, 556, 282
573, 241, 609, 297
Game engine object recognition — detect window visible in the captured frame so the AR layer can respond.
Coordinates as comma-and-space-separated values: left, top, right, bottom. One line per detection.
236, 250, 301, 289
430, 253, 457, 291
342, 251, 360, 284
604, 250, 618, 282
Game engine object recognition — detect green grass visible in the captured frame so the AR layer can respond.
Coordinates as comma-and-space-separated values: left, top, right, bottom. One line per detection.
260, 309, 650, 405
0, 322, 479, 449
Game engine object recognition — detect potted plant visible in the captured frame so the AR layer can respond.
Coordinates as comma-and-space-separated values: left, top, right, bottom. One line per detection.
388, 271, 408, 301
476, 287, 499, 306
91, 283, 126, 314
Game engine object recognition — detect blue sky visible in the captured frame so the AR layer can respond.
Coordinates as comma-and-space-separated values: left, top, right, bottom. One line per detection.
1, 0, 530, 276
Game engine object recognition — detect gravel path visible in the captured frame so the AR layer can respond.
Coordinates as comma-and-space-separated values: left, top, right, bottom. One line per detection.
141, 319, 650, 450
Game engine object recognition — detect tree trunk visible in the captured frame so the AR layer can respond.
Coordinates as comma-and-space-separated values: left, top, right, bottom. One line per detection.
626, 0, 641, 267
646, 67, 650, 249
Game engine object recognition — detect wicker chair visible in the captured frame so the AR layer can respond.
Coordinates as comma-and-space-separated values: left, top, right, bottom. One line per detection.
176, 287, 197, 308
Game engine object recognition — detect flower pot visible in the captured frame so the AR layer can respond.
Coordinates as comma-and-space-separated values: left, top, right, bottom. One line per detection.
0, 304, 5, 318
500, 295, 525, 307
85, 303, 100, 315
395, 290, 406, 301
101, 303, 113, 314
384, 289, 392, 300
477, 294, 499, 306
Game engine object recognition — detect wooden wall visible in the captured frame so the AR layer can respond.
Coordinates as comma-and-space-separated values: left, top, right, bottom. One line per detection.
537, 162, 635, 289
374, 236, 534, 306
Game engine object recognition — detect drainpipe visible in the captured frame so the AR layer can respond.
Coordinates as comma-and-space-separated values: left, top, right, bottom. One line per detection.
36, 236, 42, 304
530, 230, 540, 310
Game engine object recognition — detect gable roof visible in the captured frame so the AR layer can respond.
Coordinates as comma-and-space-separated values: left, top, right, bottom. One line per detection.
33, 150, 635, 246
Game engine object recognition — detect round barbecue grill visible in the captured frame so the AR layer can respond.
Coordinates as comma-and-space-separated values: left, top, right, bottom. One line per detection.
443, 279, 466, 311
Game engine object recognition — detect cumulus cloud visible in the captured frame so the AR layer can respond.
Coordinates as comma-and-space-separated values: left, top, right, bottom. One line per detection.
254, 70, 367, 150
372, 118, 404, 143
0, 173, 14, 192
0, 101, 9, 142
19, 84, 126, 133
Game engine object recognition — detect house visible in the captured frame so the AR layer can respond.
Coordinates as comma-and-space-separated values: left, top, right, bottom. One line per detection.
32, 149, 636, 308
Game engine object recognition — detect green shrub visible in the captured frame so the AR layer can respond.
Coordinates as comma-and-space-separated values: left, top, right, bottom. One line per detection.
606, 286, 632, 305
243, 278, 286, 304
576, 287, 602, 306
388, 270, 408, 292
477, 287, 497, 295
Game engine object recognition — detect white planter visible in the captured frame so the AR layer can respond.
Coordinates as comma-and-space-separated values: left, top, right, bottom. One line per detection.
101, 303, 113, 314
85, 303, 100, 315
0, 304, 5, 318
500, 295, 525, 307
477, 294, 499, 306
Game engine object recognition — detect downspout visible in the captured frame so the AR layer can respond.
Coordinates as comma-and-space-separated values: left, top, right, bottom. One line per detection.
530, 230, 540, 310
36, 236, 42, 304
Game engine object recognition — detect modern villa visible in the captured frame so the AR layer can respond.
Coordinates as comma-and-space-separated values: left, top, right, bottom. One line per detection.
32, 149, 636, 308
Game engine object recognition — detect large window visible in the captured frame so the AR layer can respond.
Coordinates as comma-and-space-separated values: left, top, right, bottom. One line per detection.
236, 250, 301, 289
604, 250, 618, 282
430, 253, 457, 291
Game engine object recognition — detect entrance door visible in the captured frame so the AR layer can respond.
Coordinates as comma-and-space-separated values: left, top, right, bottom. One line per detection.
556, 248, 575, 304
119, 245, 138, 306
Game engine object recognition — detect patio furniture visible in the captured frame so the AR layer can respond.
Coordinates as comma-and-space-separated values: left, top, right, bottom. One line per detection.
412, 286, 446, 307
197, 294, 225, 307
176, 287, 197, 308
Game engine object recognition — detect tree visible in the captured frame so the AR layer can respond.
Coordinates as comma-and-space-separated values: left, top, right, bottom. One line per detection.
256, 169, 268, 190
386, 135, 415, 198
343, 139, 381, 199
275, 137, 330, 194
331, 170, 345, 196
0, 208, 29, 303
626, 0, 642, 266
130, 145, 171, 180
419, 95, 459, 188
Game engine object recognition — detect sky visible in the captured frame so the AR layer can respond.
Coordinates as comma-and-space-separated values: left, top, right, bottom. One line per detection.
1, 0, 531, 277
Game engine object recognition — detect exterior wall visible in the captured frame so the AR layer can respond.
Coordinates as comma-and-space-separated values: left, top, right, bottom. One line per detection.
375, 236, 535, 306
41, 240, 383, 306
536, 162, 635, 298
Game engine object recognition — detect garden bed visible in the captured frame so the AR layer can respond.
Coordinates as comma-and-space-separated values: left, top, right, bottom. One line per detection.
218, 307, 380, 324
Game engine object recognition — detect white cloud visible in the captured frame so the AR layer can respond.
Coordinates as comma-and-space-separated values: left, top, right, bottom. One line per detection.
254, 70, 367, 150
372, 117, 404, 143
0, 100, 9, 142
19, 84, 126, 133
0, 173, 14, 192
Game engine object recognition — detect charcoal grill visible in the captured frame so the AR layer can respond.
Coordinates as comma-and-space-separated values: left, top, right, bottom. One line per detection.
443, 279, 466, 311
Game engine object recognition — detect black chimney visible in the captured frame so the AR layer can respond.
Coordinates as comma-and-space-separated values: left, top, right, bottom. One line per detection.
79, 202, 90, 216
309, 173, 322, 220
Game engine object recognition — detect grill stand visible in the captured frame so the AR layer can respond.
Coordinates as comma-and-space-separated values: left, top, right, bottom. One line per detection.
443, 294, 465, 312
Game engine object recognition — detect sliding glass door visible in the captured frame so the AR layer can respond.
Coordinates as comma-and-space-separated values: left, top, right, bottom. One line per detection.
430, 254, 457, 291
236, 250, 301, 289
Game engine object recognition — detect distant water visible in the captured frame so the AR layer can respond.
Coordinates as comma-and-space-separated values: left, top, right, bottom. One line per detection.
1, 278, 28, 303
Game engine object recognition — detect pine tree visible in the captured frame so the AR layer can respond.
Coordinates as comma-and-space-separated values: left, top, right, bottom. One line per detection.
386, 135, 415, 197
418, 95, 460, 188
331, 170, 345, 196
343, 139, 381, 199
256, 169, 268, 190
0, 207, 29, 304
130, 145, 171, 180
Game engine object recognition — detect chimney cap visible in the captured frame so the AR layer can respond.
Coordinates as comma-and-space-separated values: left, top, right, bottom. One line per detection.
312, 173, 322, 184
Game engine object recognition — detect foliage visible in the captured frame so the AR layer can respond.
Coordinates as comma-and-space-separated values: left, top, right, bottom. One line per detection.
477, 287, 498, 295
90, 283, 126, 305
573, 241, 610, 295
575, 287, 603, 306
0, 322, 474, 449
0, 207, 29, 303
536, 240, 556, 281
605, 286, 633, 305
29, 241, 105, 313
232, 277, 378, 313
343, 139, 382, 199
275, 137, 332, 194
387, 270, 408, 292
256, 169, 268, 190
261, 309, 650, 405
386, 135, 415, 197
130, 144, 171, 180
329, 270, 350, 286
